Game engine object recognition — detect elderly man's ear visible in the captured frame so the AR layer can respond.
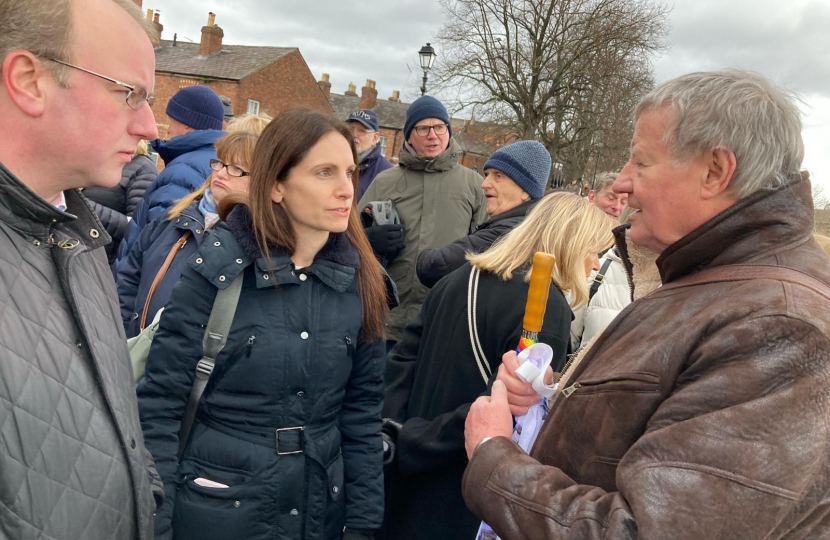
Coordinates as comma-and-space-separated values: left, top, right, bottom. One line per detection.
700, 147, 737, 200
2, 51, 50, 117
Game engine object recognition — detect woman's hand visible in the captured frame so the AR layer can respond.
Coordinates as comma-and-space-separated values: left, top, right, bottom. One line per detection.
497, 351, 553, 416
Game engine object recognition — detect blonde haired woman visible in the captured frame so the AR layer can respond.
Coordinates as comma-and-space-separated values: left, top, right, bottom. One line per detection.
227, 112, 273, 134
382, 191, 615, 539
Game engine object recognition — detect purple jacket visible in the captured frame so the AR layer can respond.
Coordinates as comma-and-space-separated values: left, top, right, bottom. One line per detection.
356, 144, 393, 201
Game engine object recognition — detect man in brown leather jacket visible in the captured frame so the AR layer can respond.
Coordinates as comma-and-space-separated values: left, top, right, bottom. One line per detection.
463, 69, 830, 540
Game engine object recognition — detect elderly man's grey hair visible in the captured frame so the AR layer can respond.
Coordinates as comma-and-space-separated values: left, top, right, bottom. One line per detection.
635, 69, 804, 199
0, 0, 159, 85
592, 171, 619, 193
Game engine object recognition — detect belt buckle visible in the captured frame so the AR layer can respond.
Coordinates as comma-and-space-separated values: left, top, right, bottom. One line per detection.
275, 426, 305, 455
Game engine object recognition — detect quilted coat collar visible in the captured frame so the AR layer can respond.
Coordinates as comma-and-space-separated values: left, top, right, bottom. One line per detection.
0, 160, 110, 249
399, 138, 463, 173
191, 204, 360, 293
614, 174, 813, 290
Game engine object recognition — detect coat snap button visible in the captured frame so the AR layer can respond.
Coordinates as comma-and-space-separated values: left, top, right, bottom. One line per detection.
130, 438, 136, 449
297, 391, 305, 398
76, 342, 83, 348
236, 259, 243, 264
34, 240, 41, 247
195, 258, 203, 264
183, 222, 188, 226
299, 274, 307, 282
234, 501, 241, 508
290, 509, 299, 516
300, 332, 309, 340
332, 486, 339, 494
214, 241, 221, 247
89, 229, 100, 238
219, 276, 226, 282
196, 229, 201, 233
263, 274, 270, 280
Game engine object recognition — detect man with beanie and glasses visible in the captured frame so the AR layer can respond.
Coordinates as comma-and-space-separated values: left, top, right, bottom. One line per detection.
417, 140, 551, 288
116, 85, 224, 266
358, 95, 487, 348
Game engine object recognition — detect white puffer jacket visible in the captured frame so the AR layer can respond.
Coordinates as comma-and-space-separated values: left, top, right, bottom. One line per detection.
571, 247, 632, 347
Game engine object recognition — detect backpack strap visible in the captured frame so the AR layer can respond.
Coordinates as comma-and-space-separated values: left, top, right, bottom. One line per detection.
657, 264, 830, 301
588, 256, 614, 302
140, 231, 190, 331
177, 271, 244, 459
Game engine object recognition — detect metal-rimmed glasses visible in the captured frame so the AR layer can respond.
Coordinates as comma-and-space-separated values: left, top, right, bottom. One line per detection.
412, 123, 449, 137
41, 57, 154, 110
209, 159, 250, 177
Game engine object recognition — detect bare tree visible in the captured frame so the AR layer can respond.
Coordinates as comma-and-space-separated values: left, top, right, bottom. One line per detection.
813, 181, 830, 210
434, 0, 669, 184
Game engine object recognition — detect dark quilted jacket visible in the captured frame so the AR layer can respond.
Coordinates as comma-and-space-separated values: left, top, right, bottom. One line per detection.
84, 154, 158, 263
0, 163, 163, 539
137, 204, 385, 540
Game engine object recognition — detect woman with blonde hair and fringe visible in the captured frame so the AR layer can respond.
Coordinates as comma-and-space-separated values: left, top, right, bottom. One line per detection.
116, 130, 259, 338
382, 191, 615, 540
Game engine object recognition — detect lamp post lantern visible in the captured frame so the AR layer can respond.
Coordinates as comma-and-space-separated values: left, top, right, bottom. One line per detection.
418, 42, 437, 96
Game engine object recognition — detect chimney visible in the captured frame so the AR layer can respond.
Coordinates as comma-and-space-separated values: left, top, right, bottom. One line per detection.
200, 12, 224, 57
345, 82, 358, 97
152, 10, 163, 37
145, 8, 152, 20
318, 73, 331, 99
388, 90, 400, 103
359, 79, 378, 109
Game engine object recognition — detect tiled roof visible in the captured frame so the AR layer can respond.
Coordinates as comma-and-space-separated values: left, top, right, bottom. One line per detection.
154, 40, 294, 80
329, 93, 410, 130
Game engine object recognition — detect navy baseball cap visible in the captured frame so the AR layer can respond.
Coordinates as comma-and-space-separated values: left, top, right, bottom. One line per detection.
347, 109, 379, 131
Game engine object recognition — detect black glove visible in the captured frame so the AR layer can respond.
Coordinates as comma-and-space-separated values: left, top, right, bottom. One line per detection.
343, 528, 376, 540
365, 224, 405, 258
381, 418, 404, 473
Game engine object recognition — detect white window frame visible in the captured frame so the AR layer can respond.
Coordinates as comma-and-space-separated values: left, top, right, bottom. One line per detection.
379, 135, 388, 157
247, 99, 260, 115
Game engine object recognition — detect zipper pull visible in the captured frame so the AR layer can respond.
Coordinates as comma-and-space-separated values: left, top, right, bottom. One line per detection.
246, 335, 256, 347
344, 336, 354, 355
562, 382, 581, 397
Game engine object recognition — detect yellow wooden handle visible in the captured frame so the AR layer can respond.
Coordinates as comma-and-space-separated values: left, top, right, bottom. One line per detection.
522, 252, 556, 332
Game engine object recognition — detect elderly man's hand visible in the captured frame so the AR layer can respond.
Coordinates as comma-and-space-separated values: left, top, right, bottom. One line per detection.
465, 380, 513, 459
497, 351, 553, 416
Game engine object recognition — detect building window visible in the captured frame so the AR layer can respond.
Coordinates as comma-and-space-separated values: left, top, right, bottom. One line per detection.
247, 99, 260, 115
379, 135, 388, 156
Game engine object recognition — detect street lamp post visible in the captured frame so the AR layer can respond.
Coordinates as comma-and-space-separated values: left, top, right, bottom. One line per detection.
419, 42, 437, 96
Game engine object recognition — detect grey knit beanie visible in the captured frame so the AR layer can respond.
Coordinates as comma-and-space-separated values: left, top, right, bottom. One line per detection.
483, 140, 551, 199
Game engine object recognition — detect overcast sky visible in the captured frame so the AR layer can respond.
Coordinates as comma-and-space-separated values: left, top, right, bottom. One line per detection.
151, 0, 830, 191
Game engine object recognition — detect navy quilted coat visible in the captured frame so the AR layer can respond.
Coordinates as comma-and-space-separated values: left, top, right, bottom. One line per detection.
137, 205, 385, 540
116, 130, 222, 267
0, 163, 163, 539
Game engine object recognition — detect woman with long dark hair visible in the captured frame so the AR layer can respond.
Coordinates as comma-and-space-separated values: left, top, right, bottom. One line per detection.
138, 109, 388, 540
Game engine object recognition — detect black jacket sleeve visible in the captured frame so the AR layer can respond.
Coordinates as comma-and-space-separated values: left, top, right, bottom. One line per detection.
125, 155, 158, 217
86, 198, 129, 263
416, 223, 507, 289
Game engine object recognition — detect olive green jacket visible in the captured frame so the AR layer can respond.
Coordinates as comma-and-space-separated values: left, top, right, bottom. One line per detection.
358, 139, 487, 341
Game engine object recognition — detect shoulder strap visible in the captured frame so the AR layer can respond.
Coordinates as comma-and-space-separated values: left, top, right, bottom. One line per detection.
177, 271, 244, 459
658, 264, 830, 301
140, 230, 190, 330
467, 266, 492, 385
588, 257, 614, 302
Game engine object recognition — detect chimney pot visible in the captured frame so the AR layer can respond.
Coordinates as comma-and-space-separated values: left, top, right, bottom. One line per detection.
359, 79, 378, 110
388, 90, 400, 103
200, 13, 224, 56
145, 8, 152, 20
318, 73, 332, 99
345, 83, 358, 97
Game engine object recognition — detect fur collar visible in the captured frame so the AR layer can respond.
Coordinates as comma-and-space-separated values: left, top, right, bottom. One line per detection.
224, 203, 360, 269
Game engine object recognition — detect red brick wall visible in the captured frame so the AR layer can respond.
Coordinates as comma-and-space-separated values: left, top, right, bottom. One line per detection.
379, 127, 403, 161
239, 50, 333, 117
151, 74, 241, 140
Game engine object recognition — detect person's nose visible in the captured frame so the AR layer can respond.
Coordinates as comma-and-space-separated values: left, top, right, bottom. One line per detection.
426, 127, 439, 140
592, 255, 601, 271
336, 172, 355, 201
613, 165, 633, 195
130, 101, 158, 140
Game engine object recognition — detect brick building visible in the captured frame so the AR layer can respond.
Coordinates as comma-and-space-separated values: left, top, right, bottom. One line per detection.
151, 13, 332, 138
323, 76, 494, 170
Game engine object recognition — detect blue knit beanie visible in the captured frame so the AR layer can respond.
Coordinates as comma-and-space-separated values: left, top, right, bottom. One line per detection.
483, 140, 551, 199
166, 85, 224, 131
404, 96, 452, 140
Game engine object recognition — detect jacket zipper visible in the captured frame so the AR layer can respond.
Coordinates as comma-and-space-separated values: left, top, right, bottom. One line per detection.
344, 335, 354, 356
562, 374, 660, 398
227, 335, 256, 359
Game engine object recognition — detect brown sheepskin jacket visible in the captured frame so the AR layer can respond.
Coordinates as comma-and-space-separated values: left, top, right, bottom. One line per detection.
462, 176, 830, 539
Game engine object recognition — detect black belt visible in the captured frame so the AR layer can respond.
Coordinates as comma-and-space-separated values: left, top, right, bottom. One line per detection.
199, 418, 306, 456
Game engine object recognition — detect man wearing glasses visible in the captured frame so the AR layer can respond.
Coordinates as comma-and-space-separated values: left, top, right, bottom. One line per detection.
358, 95, 487, 349
347, 109, 393, 201
0, 0, 164, 539
116, 85, 225, 266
